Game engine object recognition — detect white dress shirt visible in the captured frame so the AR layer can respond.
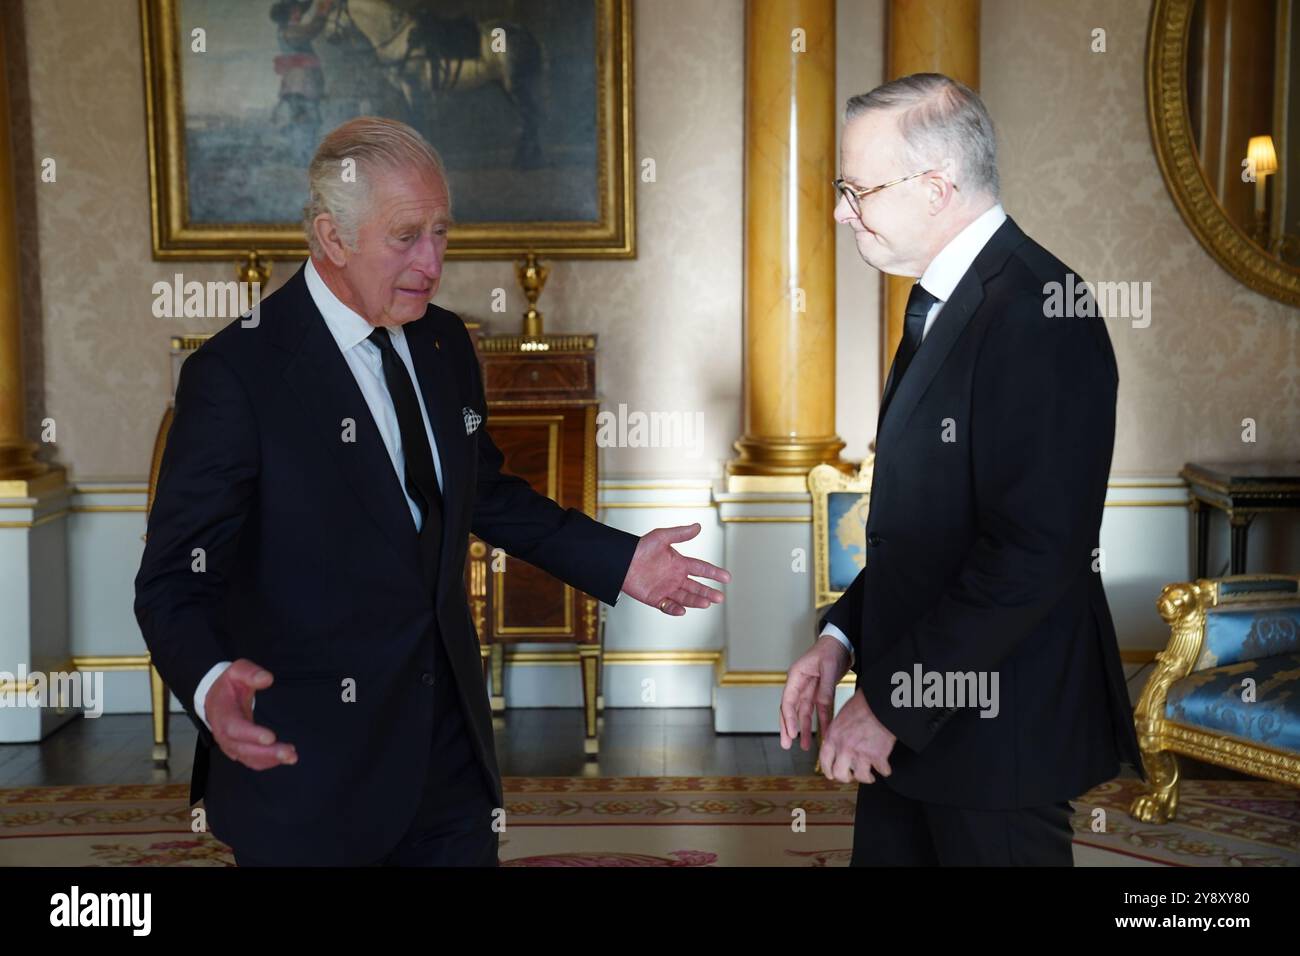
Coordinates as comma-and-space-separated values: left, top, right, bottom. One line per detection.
193, 258, 444, 730
820, 203, 1007, 663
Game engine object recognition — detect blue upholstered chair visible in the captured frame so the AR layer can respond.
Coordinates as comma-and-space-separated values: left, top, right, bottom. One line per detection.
1130, 575, 1300, 823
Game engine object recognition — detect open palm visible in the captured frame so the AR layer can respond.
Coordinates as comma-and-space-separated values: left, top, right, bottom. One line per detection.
620, 523, 731, 615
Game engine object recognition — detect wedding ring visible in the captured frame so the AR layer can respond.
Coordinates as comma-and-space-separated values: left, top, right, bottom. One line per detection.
658, 598, 671, 612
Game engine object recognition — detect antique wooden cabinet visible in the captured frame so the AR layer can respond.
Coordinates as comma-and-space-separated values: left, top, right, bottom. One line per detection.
467, 331, 604, 756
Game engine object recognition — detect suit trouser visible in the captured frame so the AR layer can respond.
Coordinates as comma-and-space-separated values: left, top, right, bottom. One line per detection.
378, 635, 499, 867
850, 779, 1075, 866
235, 634, 499, 868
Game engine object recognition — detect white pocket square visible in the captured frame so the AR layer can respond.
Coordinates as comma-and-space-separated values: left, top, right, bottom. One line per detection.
463, 407, 483, 435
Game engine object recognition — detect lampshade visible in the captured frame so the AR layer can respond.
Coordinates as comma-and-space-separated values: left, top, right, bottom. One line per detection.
1248, 135, 1278, 176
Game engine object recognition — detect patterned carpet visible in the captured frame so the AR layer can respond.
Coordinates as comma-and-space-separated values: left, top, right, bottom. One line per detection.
0, 776, 1295, 866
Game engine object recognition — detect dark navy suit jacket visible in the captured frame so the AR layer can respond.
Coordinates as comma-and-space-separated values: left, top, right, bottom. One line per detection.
821, 217, 1143, 810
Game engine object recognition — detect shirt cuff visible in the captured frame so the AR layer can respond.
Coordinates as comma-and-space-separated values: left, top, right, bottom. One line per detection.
819, 624, 854, 665
194, 661, 234, 731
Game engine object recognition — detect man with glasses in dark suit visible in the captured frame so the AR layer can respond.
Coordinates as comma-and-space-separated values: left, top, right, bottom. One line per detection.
779, 74, 1142, 866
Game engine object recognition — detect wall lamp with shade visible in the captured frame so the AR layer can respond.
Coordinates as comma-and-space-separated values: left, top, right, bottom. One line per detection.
1246, 134, 1278, 245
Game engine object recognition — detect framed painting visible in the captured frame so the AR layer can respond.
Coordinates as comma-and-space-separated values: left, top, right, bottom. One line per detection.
808, 458, 875, 610
141, 0, 634, 260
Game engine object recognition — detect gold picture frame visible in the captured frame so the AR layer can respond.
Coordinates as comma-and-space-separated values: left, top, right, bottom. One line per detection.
141, 0, 635, 261
1147, 0, 1300, 306
808, 457, 875, 610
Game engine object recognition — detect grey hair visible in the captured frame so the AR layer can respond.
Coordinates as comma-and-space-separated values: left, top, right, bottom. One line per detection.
845, 73, 999, 198
302, 116, 450, 257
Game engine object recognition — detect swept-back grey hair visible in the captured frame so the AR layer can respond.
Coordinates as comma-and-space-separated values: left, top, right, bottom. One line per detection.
845, 73, 999, 198
303, 116, 450, 258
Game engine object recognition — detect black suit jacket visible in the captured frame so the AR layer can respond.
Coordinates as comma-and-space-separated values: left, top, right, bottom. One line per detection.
821, 216, 1143, 810
134, 263, 639, 864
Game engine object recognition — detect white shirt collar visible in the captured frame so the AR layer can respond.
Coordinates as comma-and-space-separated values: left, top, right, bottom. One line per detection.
918, 203, 1007, 302
304, 257, 385, 353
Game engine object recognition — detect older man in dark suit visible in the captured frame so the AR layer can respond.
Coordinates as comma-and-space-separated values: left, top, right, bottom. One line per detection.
136, 116, 729, 867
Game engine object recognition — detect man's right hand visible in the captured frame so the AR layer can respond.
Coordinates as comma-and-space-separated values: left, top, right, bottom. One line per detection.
779, 635, 852, 751
205, 659, 298, 770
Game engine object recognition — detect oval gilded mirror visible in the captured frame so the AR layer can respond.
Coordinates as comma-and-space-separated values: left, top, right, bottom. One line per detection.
1148, 0, 1300, 306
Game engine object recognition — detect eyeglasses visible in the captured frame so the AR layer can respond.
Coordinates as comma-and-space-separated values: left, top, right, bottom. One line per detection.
833, 169, 951, 217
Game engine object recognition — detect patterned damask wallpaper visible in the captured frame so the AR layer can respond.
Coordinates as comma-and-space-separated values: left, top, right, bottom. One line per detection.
11, 0, 745, 480
982, 0, 1297, 472
8, 0, 1297, 481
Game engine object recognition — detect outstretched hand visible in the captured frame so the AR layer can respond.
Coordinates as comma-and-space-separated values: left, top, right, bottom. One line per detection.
205, 659, 298, 771
620, 523, 731, 616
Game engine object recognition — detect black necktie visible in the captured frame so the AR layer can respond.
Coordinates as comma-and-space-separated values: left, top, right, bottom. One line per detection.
367, 328, 443, 554
893, 281, 939, 388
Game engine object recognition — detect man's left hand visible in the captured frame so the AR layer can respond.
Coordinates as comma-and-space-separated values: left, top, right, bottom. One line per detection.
620, 523, 731, 615
820, 689, 897, 784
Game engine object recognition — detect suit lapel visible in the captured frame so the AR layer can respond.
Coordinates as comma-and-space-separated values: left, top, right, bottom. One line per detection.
877, 216, 1028, 450
404, 318, 467, 600
877, 345, 903, 431
277, 267, 424, 583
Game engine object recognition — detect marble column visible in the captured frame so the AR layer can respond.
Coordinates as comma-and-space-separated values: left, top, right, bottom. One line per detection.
0, 8, 48, 485
715, 0, 857, 732
728, 0, 845, 492
0, 7, 72, 742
